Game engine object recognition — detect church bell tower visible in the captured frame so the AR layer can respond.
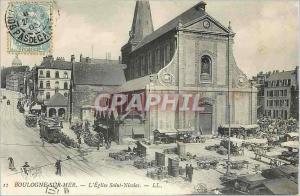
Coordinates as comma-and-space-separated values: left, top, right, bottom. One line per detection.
121, 0, 154, 67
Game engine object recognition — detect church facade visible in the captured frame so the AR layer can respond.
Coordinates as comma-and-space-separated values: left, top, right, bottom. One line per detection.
119, 1, 257, 139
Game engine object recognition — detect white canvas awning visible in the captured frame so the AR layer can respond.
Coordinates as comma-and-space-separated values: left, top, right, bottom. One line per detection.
281, 141, 299, 149
155, 128, 177, 134
31, 105, 41, 110
286, 132, 299, 137
221, 124, 242, 129
241, 124, 259, 129
177, 127, 195, 132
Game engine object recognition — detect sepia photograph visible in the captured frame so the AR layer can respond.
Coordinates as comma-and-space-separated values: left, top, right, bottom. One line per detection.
0, 0, 299, 195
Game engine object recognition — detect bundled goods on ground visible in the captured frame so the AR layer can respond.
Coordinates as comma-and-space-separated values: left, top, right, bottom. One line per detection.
278, 151, 298, 165
59, 133, 78, 148
82, 128, 101, 147
217, 146, 228, 155
146, 167, 168, 180
179, 152, 197, 161
163, 147, 177, 154
109, 150, 137, 161
133, 158, 150, 169
197, 160, 219, 170
230, 160, 249, 170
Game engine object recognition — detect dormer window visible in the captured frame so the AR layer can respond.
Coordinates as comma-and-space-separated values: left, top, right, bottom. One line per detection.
200, 55, 212, 82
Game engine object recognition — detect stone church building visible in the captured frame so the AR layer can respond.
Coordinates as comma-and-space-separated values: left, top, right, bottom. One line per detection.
118, 1, 257, 139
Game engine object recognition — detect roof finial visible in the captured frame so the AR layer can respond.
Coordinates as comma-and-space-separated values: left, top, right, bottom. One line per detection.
228, 21, 232, 30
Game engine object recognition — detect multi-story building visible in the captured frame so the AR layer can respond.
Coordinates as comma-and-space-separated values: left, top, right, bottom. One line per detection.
6, 72, 25, 92
252, 71, 270, 118
264, 67, 298, 119
35, 55, 72, 103
118, 1, 257, 140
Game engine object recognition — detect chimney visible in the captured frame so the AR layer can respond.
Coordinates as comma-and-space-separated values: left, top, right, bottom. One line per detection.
197, 1, 207, 11
71, 55, 75, 63
85, 57, 91, 63
80, 54, 83, 62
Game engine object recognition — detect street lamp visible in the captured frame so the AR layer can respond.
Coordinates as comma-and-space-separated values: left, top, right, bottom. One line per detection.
249, 79, 255, 124
226, 22, 231, 175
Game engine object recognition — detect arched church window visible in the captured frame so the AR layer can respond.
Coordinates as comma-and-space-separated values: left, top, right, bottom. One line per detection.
200, 55, 212, 82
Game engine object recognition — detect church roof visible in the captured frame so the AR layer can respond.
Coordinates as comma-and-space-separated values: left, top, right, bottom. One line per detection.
133, 2, 206, 51
45, 93, 68, 107
73, 63, 126, 86
114, 74, 156, 93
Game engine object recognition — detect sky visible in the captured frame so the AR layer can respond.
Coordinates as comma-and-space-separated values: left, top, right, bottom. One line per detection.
0, 0, 299, 77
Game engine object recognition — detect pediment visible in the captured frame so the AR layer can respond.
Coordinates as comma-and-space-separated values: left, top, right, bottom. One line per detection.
183, 15, 231, 35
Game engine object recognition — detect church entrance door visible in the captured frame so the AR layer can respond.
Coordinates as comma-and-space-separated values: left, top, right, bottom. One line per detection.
198, 103, 213, 135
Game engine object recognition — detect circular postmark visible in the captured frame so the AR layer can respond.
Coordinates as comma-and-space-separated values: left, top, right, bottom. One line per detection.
5, 2, 52, 46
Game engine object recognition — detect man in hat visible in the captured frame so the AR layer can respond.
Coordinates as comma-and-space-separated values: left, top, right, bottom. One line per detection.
8, 157, 15, 170
188, 164, 194, 182
22, 162, 30, 175
55, 160, 62, 176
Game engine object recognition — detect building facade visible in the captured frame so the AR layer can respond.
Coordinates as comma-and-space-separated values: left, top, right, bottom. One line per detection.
6, 72, 25, 92
119, 1, 257, 140
252, 72, 270, 118
71, 58, 126, 122
35, 56, 72, 103
264, 67, 298, 119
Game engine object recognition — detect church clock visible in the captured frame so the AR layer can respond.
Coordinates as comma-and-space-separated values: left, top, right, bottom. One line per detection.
203, 20, 210, 29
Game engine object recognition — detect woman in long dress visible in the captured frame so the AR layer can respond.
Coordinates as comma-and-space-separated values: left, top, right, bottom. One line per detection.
8, 157, 15, 170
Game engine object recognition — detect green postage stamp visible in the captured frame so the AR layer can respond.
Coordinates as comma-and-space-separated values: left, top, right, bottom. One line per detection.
5, 1, 53, 54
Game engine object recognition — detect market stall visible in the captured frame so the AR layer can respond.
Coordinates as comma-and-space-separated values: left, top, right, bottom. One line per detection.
153, 128, 177, 144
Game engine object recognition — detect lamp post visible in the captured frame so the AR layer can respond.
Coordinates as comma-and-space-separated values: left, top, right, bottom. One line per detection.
226, 22, 231, 175
249, 79, 255, 124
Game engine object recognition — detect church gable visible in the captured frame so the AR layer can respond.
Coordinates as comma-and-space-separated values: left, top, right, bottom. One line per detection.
183, 15, 230, 35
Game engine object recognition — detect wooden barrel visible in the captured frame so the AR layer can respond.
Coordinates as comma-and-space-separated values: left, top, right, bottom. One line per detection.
168, 158, 179, 177
155, 152, 165, 166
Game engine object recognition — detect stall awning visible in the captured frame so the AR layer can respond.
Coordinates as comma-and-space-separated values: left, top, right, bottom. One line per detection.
31, 105, 41, 110
177, 127, 195, 132
155, 128, 177, 134
281, 141, 299, 149
285, 132, 299, 137
241, 124, 259, 129
220, 124, 242, 129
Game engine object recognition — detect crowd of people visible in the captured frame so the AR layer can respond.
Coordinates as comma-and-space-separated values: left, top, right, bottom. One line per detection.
257, 117, 298, 144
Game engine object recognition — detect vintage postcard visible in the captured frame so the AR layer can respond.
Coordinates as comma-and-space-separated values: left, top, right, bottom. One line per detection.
0, 0, 299, 195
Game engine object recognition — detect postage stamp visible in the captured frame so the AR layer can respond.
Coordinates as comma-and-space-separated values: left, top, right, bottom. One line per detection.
5, 1, 53, 54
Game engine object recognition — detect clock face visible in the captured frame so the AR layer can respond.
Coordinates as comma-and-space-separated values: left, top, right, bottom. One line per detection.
203, 20, 210, 29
